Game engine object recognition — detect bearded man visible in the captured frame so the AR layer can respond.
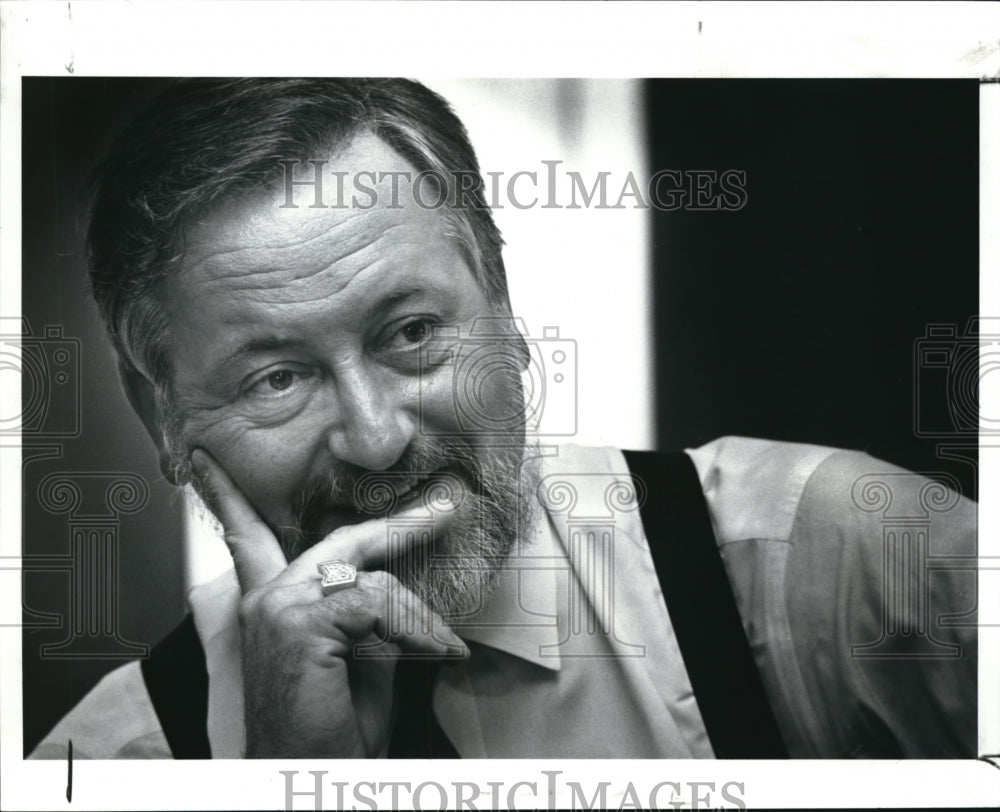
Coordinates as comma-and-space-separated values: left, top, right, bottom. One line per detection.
29, 78, 977, 760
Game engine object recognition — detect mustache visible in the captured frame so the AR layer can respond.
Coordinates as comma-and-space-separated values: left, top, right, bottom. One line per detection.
292, 437, 485, 536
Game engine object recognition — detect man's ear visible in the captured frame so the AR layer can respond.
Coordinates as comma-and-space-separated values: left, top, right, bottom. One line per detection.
120, 364, 178, 485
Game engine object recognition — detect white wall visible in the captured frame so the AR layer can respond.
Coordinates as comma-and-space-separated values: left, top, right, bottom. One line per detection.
426, 79, 653, 450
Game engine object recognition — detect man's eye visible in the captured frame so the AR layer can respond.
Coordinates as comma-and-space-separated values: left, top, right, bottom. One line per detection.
266, 370, 295, 391
246, 367, 311, 398
395, 319, 434, 346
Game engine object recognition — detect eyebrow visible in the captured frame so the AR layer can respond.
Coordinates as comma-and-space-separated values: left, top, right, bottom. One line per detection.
367, 286, 430, 320
213, 286, 435, 368
218, 336, 309, 368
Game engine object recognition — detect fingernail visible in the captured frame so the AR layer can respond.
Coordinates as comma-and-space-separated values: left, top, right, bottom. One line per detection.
447, 644, 470, 660
190, 448, 208, 478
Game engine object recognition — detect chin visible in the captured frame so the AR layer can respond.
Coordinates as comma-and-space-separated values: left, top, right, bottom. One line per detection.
394, 455, 539, 619
389, 521, 514, 620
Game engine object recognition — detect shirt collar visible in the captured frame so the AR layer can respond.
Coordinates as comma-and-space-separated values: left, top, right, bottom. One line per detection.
448, 506, 564, 671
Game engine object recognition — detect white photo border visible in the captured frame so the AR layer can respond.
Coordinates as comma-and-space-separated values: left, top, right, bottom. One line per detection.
2, 2, 998, 809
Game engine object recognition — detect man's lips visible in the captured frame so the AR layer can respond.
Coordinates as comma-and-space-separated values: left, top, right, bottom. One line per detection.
305, 466, 466, 539
392, 475, 431, 505
364, 467, 460, 511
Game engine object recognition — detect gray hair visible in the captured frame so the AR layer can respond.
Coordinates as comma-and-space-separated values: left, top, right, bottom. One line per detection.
87, 78, 509, 390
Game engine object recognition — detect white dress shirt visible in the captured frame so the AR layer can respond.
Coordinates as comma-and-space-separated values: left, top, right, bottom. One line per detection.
29, 438, 977, 759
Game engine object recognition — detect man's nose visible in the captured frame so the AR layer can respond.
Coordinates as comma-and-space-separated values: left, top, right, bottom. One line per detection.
324, 368, 416, 471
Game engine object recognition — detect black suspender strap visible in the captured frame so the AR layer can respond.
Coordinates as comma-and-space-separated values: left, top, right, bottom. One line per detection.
140, 614, 212, 759
387, 660, 459, 758
141, 614, 458, 758
622, 450, 789, 758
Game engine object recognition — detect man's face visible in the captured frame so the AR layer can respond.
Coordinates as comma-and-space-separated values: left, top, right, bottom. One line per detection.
157, 133, 531, 616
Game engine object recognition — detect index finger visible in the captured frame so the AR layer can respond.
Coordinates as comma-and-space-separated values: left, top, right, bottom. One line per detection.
191, 448, 288, 593
277, 496, 458, 587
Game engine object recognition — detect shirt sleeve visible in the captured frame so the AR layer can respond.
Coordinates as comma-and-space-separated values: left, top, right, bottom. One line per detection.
689, 436, 978, 758
27, 661, 172, 759
783, 449, 977, 757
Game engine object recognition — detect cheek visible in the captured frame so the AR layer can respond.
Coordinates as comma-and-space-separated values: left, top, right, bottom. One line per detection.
417, 345, 525, 439
184, 412, 320, 525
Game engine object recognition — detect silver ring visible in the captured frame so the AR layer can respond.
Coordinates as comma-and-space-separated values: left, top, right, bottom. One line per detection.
317, 560, 358, 596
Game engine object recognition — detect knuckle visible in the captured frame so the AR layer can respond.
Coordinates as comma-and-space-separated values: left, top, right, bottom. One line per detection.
345, 535, 363, 564
238, 586, 283, 627
362, 569, 396, 591
257, 587, 287, 618
340, 589, 371, 609
236, 596, 256, 628
330, 586, 370, 614
222, 529, 248, 555
272, 603, 307, 635
324, 528, 363, 565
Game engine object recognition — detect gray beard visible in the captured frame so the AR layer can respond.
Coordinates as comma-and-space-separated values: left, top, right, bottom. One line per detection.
164, 399, 538, 619
283, 436, 539, 620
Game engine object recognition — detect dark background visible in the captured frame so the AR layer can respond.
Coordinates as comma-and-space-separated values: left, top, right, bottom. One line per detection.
20, 78, 182, 755
648, 80, 979, 497
20, 78, 979, 754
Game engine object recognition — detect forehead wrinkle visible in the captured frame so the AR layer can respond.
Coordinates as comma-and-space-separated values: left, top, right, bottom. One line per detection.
189, 224, 454, 316
235, 255, 387, 306
181, 207, 378, 285
203, 227, 421, 311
